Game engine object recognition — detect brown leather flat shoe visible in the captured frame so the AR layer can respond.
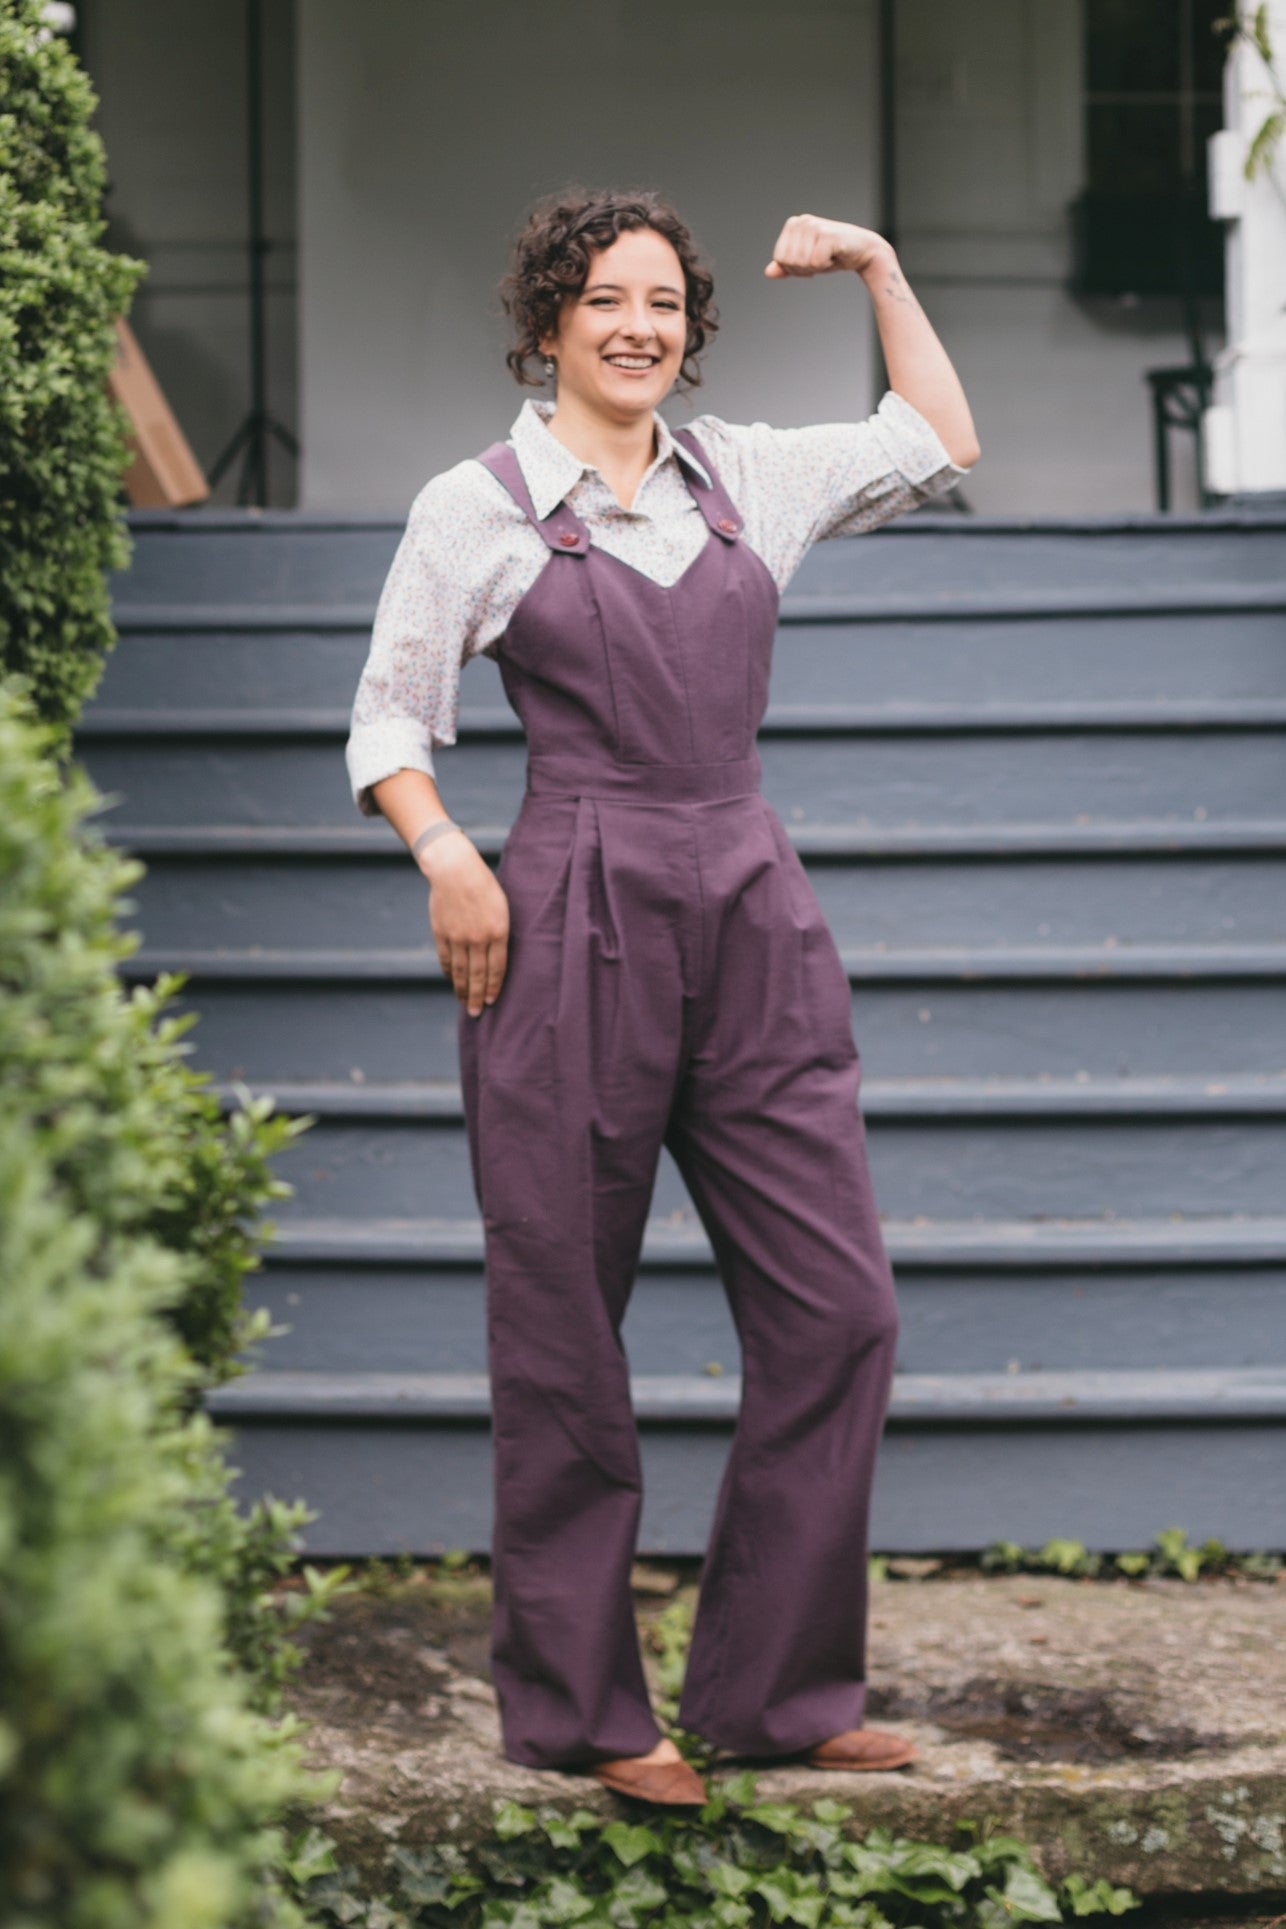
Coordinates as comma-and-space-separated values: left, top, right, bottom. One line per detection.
589, 1753, 710, 1805
801, 1726, 918, 1770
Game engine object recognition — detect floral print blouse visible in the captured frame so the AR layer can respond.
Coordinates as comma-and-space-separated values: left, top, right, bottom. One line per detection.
345, 389, 972, 815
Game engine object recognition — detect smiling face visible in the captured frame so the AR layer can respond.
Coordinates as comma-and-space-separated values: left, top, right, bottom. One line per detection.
538, 225, 690, 424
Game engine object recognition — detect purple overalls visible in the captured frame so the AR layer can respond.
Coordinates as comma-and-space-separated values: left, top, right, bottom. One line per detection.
457, 426, 900, 1770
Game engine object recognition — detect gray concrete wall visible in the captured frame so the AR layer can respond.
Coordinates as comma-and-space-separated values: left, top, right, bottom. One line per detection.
296, 0, 883, 511
80, 0, 1225, 514
82, 0, 299, 507
295, 0, 1223, 514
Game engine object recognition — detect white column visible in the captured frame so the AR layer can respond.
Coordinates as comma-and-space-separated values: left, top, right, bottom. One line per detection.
1203, 2, 1286, 497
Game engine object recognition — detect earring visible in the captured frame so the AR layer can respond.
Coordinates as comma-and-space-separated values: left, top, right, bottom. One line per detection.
543, 356, 556, 378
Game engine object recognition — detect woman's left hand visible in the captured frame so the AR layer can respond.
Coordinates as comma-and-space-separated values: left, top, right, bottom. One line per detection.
764, 214, 891, 279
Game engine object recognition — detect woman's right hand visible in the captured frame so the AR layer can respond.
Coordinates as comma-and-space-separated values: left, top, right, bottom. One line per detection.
422, 835, 510, 1017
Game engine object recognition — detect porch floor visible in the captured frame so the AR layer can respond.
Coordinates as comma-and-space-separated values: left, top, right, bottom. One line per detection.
284, 1562, 1286, 1900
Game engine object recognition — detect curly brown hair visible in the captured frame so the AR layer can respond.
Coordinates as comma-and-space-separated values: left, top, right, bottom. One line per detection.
498, 185, 718, 393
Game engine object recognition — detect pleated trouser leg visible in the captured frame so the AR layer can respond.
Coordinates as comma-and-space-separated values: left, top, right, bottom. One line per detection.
460, 794, 898, 1767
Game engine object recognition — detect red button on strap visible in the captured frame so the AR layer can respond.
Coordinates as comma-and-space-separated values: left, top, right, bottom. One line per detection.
717, 517, 738, 534
558, 530, 580, 547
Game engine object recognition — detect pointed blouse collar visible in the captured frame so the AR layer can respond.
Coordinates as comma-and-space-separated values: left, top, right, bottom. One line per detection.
508, 395, 713, 520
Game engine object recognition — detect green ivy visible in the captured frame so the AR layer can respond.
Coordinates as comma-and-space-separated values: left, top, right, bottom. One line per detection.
283, 1779, 1141, 1929
979, 1528, 1280, 1583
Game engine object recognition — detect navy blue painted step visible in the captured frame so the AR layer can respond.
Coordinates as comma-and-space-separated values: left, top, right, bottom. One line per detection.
109, 856, 1286, 953
77, 505, 1286, 1554
240, 1248, 1286, 1377
111, 970, 1286, 1085
204, 1367, 1286, 1557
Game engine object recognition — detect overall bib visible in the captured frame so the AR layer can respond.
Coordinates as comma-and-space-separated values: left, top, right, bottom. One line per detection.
457, 427, 900, 1770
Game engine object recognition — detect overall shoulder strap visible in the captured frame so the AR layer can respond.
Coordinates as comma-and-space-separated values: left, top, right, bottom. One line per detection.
670, 426, 743, 544
474, 442, 591, 556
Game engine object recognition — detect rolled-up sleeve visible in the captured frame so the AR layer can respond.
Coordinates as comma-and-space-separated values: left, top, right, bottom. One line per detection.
684, 390, 976, 592
345, 476, 472, 817
817, 387, 974, 536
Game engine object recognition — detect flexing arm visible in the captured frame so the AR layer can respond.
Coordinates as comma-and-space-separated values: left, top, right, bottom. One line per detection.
764, 213, 981, 470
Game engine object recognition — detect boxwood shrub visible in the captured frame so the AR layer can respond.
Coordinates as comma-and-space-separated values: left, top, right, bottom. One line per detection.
0, 0, 147, 748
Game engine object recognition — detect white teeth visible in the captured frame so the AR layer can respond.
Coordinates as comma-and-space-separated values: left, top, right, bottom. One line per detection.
606, 356, 656, 368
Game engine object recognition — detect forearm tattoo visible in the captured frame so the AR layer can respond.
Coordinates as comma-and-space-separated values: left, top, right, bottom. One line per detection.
880, 263, 916, 306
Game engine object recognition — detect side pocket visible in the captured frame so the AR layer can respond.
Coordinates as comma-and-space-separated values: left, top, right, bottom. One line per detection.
803, 918, 859, 1069
499, 812, 578, 938
764, 808, 857, 1067
763, 807, 821, 930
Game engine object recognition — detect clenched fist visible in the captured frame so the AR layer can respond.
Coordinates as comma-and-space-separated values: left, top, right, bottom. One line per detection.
764, 213, 892, 280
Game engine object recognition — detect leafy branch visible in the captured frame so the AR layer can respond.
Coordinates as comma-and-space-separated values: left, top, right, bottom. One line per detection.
1214, 2, 1286, 179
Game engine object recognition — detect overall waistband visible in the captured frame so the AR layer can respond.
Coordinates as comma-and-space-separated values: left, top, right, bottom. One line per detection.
525, 751, 762, 803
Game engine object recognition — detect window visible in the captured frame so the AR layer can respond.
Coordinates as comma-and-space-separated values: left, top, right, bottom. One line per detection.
1069, 0, 1225, 297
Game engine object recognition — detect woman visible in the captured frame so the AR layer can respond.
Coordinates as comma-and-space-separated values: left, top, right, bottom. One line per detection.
345, 188, 980, 1806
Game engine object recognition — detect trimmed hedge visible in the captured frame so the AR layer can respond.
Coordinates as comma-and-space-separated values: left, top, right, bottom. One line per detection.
0, 681, 339, 1924
0, 1116, 334, 1929
0, 0, 147, 749
0, 677, 311, 1393
0, 14, 350, 1918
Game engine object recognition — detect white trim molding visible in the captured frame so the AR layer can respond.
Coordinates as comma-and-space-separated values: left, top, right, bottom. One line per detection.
1203, 2, 1286, 498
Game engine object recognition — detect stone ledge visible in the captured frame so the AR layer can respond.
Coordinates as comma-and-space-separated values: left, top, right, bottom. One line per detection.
283, 1568, 1286, 1900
